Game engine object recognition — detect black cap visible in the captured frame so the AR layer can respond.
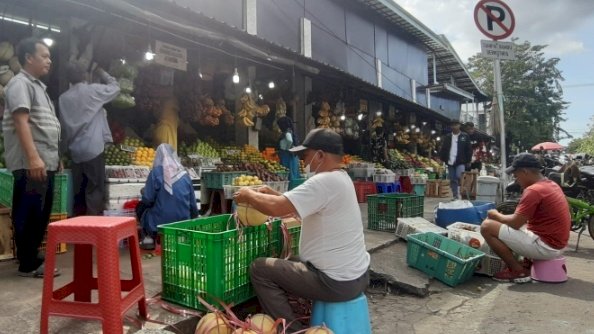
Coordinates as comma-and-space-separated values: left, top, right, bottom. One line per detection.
289, 128, 344, 155
506, 153, 542, 174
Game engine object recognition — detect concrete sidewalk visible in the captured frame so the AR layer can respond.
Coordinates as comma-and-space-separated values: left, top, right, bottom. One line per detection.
1, 196, 593, 333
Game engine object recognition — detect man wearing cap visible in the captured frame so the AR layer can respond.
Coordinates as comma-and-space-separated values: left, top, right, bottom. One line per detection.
234, 128, 370, 330
438, 119, 472, 199
481, 153, 570, 283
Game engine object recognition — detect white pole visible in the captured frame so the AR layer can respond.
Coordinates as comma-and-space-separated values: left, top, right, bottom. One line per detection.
494, 58, 507, 186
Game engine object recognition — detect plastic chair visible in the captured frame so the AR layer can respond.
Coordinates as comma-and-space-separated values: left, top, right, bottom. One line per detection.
40, 216, 147, 334
531, 256, 568, 283
310, 294, 372, 334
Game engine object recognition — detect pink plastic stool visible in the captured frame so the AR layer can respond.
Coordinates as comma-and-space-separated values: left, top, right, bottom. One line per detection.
530, 257, 568, 283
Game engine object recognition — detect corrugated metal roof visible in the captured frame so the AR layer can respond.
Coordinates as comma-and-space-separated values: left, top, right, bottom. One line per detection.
355, 0, 487, 100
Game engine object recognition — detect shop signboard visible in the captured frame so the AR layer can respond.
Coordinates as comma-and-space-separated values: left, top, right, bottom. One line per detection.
480, 40, 516, 60
154, 40, 188, 71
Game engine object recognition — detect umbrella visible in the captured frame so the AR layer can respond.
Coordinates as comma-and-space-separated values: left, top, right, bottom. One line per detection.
531, 142, 564, 151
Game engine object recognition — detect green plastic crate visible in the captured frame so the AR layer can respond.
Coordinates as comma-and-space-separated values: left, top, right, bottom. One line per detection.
289, 178, 306, 190
406, 232, 484, 287
159, 214, 281, 310
367, 193, 424, 231
278, 224, 301, 257
0, 170, 68, 214
0, 170, 12, 207
201, 171, 249, 189
51, 173, 68, 214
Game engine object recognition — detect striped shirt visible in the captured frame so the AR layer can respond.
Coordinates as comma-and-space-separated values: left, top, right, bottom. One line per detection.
2, 70, 61, 171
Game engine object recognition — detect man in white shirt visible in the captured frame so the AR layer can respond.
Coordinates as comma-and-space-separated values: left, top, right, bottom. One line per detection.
234, 128, 370, 331
438, 119, 472, 199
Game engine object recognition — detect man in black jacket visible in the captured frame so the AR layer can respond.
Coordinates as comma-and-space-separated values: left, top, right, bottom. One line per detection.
439, 119, 472, 199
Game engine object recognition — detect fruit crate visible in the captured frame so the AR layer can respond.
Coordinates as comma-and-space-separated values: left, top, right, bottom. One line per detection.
395, 217, 447, 240
353, 181, 376, 203
279, 222, 301, 257
289, 178, 306, 190
0, 171, 68, 214
159, 214, 281, 310
406, 232, 484, 287
201, 171, 249, 190
367, 193, 424, 232
0, 170, 13, 207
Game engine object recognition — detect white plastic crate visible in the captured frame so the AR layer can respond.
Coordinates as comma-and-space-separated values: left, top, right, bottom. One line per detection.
265, 181, 289, 194
105, 183, 145, 199
477, 176, 499, 196
395, 217, 447, 240
475, 254, 507, 277
351, 167, 375, 178
373, 173, 395, 183
394, 168, 415, 177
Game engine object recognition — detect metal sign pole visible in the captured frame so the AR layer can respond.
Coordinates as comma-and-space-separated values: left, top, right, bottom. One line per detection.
494, 58, 507, 186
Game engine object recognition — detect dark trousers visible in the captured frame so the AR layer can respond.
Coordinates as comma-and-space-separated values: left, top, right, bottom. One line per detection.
72, 154, 106, 216
12, 169, 55, 272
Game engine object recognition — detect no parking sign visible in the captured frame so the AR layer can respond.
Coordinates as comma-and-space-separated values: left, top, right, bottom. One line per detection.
474, 0, 515, 40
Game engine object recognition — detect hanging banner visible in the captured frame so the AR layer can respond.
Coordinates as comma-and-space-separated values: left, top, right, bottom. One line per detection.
154, 40, 187, 71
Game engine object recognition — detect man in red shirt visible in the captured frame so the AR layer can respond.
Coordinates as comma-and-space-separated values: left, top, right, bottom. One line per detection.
481, 153, 570, 283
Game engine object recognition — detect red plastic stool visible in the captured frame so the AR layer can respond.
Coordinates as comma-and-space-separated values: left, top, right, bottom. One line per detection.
40, 216, 147, 334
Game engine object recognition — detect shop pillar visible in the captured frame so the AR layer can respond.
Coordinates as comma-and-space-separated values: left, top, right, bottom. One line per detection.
291, 70, 311, 140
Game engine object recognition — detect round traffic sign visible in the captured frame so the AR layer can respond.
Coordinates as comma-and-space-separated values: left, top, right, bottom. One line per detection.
474, 0, 515, 40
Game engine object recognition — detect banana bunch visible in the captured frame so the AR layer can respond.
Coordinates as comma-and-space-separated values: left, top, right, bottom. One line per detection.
371, 115, 384, 129
394, 124, 410, 145
238, 93, 256, 127
316, 101, 332, 129
272, 98, 287, 133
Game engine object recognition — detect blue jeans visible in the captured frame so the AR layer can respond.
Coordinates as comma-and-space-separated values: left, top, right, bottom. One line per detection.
448, 164, 466, 198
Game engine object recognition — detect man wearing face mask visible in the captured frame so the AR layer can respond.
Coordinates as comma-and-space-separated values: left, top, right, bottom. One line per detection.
234, 128, 370, 331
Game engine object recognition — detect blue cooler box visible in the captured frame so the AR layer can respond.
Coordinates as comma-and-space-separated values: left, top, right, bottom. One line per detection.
435, 201, 495, 228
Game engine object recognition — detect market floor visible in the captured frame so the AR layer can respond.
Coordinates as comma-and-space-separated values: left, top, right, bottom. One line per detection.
1, 198, 593, 333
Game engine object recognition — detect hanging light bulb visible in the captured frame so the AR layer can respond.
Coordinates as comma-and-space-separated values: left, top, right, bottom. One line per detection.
405, 128, 410, 133
245, 87, 252, 94
258, 94, 264, 100
268, 81, 275, 89
198, 68, 203, 79
415, 128, 420, 133
375, 111, 382, 117
232, 68, 240, 84
144, 44, 155, 61
422, 121, 427, 126
357, 113, 364, 121
42, 26, 54, 47
411, 124, 416, 129
436, 136, 441, 141
431, 130, 436, 135
340, 115, 346, 121
120, 58, 126, 65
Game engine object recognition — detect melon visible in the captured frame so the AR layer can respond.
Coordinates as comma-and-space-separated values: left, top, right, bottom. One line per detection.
8, 56, 21, 74
0, 42, 14, 62
248, 313, 276, 334
195, 312, 232, 334
0, 66, 14, 86
235, 203, 268, 227
231, 329, 257, 334
305, 326, 335, 334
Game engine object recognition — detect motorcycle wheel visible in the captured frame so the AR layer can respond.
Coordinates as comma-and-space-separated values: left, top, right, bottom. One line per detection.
496, 200, 519, 215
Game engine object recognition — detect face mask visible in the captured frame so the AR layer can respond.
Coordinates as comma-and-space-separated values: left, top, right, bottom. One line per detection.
304, 151, 321, 178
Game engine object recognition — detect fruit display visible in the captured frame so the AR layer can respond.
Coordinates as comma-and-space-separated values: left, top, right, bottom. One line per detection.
387, 149, 412, 170
105, 145, 132, 165
238, 162, 287, 181
238, 93, 270, 127
179, 140, 220, 158
218, 99, 235, 126
272, 98, 287, 134
133, 147, 156, 167
122, 137, 144, 148
109, 61, 137, 109
197, 96, 223, 127
371, 115, 384, 129
133, 66, 164, 114
232, 175, 263, 186
316, 101, 332, 129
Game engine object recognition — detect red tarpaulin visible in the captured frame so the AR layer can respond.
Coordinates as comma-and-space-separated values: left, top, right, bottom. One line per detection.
531, 142, 564, 151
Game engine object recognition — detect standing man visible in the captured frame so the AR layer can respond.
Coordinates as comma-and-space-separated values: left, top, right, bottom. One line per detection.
2, 38, 61, 277
439, 119, 472, 199
59, 61, 120, 216
234, 129, 370, 331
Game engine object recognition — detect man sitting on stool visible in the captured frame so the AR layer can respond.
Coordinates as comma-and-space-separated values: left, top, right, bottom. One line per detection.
481, 153, 570, 283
